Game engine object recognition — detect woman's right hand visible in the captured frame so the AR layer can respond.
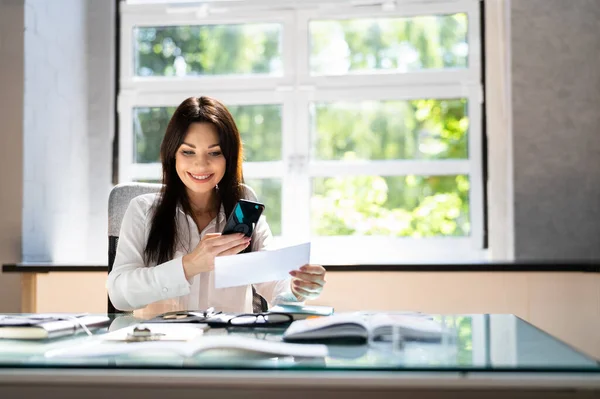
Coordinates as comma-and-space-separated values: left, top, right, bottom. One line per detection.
182, 233, 250, 280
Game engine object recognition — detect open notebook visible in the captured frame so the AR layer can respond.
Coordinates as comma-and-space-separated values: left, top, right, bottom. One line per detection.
0, 314, 111, 340
282, 312, 445, 344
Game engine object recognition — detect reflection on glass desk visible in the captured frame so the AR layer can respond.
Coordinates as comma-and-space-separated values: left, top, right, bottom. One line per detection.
0, 314, 598, 372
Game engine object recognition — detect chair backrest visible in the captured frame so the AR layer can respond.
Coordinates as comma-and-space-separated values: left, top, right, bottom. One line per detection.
107, 182, 267, 314
108, 182, 162, 314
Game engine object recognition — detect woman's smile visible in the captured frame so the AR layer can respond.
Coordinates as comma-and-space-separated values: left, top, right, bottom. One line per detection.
187, 172, 214, 183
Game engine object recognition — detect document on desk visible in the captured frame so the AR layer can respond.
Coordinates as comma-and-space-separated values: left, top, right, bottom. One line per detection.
44, 335, 328, 359
214, 242, 310, 289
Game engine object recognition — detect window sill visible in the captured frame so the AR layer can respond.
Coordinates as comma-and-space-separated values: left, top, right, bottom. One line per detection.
2, 263, 108, 273
3, 261, 600, 273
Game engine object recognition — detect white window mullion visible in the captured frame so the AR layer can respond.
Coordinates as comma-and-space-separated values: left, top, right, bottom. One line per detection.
466, 0, 483, 83
309, 160, 470, 177
289, 91, 312, 243
466, 0, 484, 251
121, 77, 291, 93
467, 83, 484, 249
310, 85, 472, 103
293, 0, 479, 21
240, 162, 285, 179
118, 7, 135, 184
119, 12, 134, 82
284, 9, 312, 242
117, 94, 134, 183
280, 10, 302, 241
280, 95, 296, 240
121, 4, 294, 26
124, 91, 286, 108
305, 71, 475, 90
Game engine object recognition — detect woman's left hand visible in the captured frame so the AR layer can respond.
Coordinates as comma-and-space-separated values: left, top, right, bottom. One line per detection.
289, 264, 326, 301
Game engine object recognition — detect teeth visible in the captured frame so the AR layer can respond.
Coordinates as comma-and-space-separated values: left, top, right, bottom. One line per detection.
191, 173, 211, 180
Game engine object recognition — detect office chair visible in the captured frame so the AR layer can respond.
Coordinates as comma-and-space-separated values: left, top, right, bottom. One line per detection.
107, 182, 268, 314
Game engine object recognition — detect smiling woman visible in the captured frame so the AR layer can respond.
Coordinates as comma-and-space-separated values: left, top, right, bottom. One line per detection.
106, 96, 327, 316
148, 96, 245, 267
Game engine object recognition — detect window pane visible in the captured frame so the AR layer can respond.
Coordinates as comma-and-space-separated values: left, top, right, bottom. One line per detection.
228, 104, 282, 162
133, 104, 282, 163
134, 24, 282, 77
311, 99, 468, 161
310, 14, 468, 76
244, 178, 281, 236
134, 107, 175, 163
311, 175, 470, 237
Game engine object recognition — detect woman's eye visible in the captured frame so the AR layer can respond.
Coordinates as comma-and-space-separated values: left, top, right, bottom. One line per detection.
209, 151, 222, 157
181, 150, 195, 156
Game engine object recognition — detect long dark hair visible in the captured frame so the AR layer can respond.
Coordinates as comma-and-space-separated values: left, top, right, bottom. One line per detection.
144, 96, 245, 265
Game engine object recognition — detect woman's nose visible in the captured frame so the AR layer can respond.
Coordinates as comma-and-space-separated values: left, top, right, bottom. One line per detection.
194, 156, 209, 167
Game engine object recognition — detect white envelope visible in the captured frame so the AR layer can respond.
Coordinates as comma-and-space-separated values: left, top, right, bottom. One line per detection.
214, 242, 310, 289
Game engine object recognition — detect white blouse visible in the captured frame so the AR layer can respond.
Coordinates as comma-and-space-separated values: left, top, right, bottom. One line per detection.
106, 189, 298, 318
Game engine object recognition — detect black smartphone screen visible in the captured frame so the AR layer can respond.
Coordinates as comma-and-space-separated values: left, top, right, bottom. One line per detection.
221, 199, 265, 237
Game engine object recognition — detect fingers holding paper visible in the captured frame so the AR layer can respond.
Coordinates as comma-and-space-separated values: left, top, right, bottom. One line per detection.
289, 268, 326, 286
182, 233, 250, 280
289, 264, 326, 301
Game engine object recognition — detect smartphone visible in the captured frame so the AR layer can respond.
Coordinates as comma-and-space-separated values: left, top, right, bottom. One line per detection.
221, 199, 265, 237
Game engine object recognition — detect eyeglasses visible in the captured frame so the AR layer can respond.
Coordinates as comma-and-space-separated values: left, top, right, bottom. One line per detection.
227, 313, 293, 327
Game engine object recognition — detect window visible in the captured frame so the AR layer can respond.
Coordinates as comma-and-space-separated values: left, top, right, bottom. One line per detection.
118, 0, 485, 264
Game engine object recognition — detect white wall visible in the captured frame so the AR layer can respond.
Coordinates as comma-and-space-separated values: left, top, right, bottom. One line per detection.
22, 0, 114, 263
86, 0, 116, 261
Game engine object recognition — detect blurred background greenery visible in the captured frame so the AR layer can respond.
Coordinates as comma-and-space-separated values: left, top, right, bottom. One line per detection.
132, 13, 471, 238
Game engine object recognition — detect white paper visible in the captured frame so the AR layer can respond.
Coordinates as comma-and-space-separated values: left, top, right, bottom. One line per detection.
215, 242, 310, 289
44, 335, 327, 359
100, 323, 208, 342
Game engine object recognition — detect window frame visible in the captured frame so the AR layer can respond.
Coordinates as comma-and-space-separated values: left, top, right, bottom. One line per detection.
118, 0, 487, 265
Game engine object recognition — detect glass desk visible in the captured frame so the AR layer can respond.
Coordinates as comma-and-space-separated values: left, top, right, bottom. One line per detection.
0, 313, 599, 399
